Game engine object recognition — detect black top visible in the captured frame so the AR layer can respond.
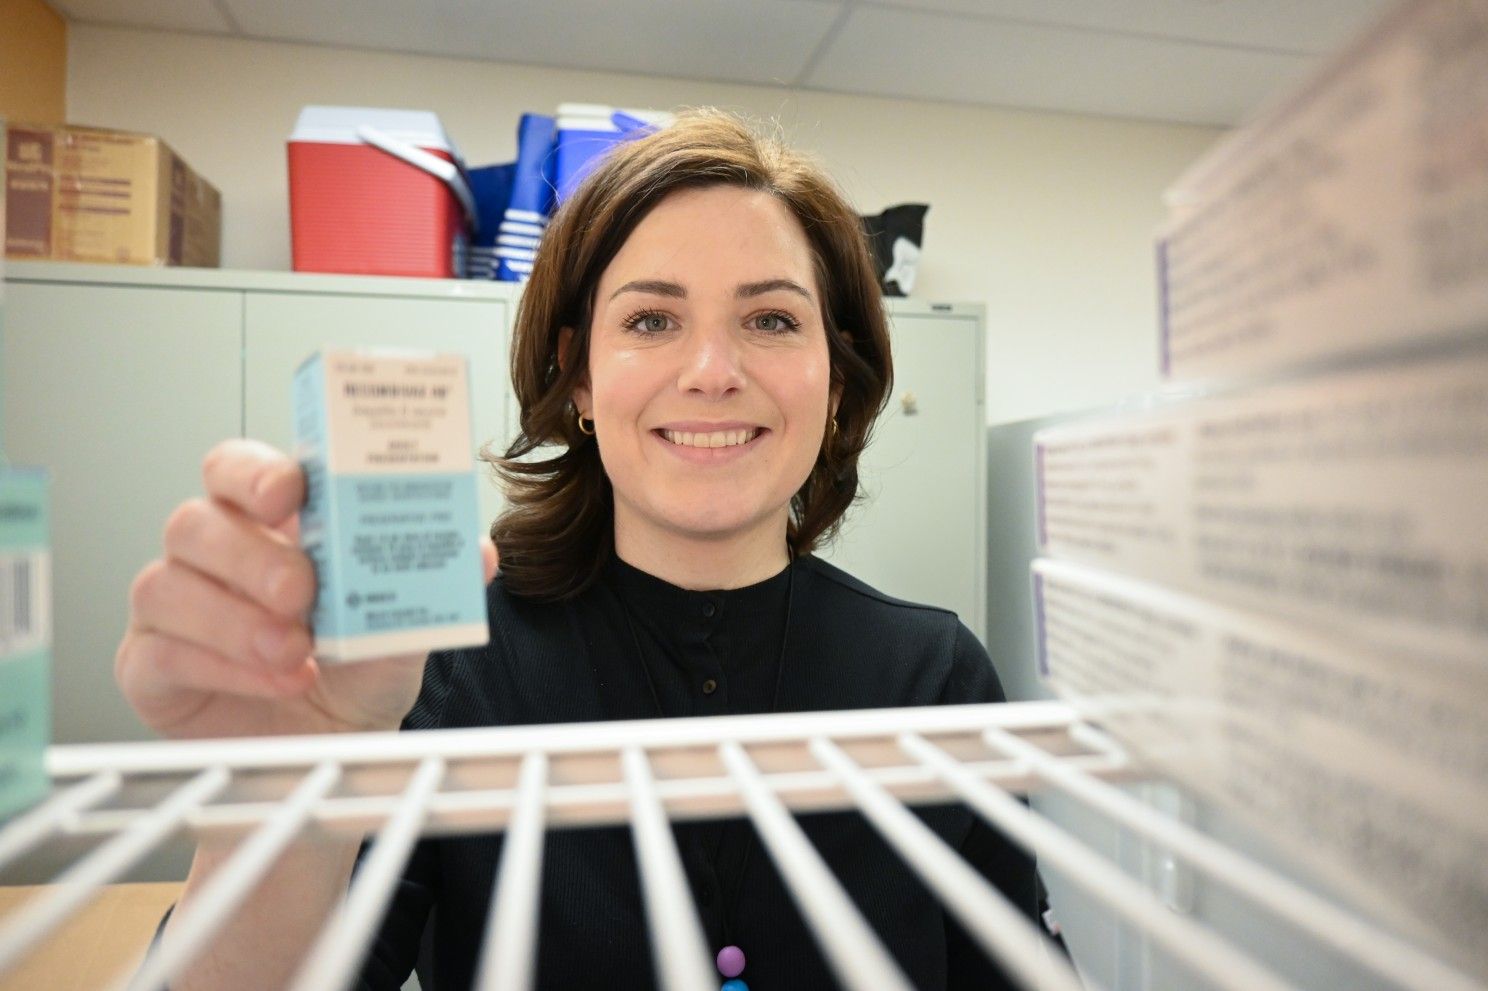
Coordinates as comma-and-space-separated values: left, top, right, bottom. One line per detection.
607, 553, 792, 719
357, 554, 1038, 991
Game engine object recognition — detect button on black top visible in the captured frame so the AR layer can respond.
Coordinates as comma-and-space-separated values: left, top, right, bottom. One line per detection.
607, 556, 790, 719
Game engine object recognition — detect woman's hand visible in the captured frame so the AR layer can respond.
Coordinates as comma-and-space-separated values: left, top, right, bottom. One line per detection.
115, 439, 497, 740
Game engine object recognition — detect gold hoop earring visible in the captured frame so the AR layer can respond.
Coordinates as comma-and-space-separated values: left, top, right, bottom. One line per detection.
576, 409, 596, 436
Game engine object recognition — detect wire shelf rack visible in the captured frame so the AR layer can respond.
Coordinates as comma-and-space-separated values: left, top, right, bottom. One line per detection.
0, 700, 1481, 991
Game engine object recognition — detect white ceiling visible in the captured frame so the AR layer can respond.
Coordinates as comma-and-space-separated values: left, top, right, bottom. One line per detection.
50, 0, 1396, 126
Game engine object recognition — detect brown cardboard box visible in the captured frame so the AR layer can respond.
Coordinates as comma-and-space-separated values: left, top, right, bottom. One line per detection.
4, 123, 220, 267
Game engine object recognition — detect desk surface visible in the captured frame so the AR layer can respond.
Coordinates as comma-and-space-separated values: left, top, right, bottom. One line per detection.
0, 882, 183, 990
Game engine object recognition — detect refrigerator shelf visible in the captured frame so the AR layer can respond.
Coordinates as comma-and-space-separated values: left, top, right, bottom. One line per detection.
0, 700, 1479, 991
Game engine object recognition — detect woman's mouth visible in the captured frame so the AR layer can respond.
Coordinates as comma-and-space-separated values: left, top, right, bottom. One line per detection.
657, 427, 763, 449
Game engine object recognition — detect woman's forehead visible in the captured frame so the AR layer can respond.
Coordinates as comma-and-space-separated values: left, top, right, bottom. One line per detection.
596, 186, 820, 300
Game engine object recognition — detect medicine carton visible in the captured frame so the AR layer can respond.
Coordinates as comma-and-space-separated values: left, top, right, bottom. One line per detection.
1156, 0, 1488, 382
1034, 344, 1488, 669
1034, 557, 1488, 974
0, 469, 50, 820
294, 350, 489, 661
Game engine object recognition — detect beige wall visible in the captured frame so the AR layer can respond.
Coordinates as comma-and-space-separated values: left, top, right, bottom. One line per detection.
68, 24, 1221, 424
0, 0, 66, 124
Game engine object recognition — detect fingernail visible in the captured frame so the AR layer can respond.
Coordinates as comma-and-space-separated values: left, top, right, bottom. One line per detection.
254, 625, 290, 662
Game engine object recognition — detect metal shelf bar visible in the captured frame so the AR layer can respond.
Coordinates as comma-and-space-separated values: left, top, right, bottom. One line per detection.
287, 757, 445, 991
0, 771, 120, 872
620, 746, 715, 991
902, 733, 1299, 991
809, 737, 1085, 991
718, 740, 915, 991
42, 702, 1077, 778
983, 724, 1486, 991
116, 761, 343, 991
0, 766, 229, 978
59, 755, 1123, 843
474, 751, 549, 991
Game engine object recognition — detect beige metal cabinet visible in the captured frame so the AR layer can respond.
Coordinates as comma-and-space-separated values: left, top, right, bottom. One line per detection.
1, 262, 517, 752
818, 301, 987, 641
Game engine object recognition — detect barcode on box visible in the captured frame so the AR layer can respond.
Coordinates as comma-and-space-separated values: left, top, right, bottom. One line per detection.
0, 551, 50, 658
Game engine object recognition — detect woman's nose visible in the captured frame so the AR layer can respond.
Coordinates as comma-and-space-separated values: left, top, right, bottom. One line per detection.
677, 322, 746, 397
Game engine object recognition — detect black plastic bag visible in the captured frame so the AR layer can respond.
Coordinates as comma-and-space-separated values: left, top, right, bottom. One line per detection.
860, 204, 928, 296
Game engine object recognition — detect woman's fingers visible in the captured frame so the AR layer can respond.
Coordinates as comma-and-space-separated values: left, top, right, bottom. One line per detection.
129, 558, 311, 675
116, 628, 314, 717
161, 497, 315, 618
201, 438, 305, 528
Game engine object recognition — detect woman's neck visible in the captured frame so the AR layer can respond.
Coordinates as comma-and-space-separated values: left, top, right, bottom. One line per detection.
612, 508, 790, 591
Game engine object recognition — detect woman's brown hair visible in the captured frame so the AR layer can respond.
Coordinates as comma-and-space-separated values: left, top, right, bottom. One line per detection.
487, 108, 892, 600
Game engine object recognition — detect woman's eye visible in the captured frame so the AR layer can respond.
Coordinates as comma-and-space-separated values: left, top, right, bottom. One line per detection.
626, 312, 673, 333
752, 312, 800, 333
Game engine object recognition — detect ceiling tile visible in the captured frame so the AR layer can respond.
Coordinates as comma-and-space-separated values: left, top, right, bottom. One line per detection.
221, 0, 845, 88
805, 5, 1318, 125
867, 0, 1396, 56
49, 0, 235, 34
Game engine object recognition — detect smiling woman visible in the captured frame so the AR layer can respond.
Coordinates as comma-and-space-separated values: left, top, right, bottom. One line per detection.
116, 108, 1048, 991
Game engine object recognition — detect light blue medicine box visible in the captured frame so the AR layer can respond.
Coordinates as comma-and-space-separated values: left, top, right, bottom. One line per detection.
0, 468, 50, 821
294, 350, 489, 662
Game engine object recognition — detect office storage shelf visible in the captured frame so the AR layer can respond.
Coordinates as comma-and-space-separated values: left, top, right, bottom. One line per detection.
0, 700, 1480, 991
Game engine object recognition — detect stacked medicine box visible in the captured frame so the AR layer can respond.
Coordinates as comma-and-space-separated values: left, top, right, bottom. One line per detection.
1031, 0, 1488, 979
0, 115, 54, 823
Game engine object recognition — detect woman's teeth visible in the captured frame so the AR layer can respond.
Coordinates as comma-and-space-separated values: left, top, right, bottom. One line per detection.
661, 428, 758, 449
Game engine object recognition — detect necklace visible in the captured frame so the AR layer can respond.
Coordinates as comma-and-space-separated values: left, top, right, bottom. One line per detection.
614, 559, 796, 988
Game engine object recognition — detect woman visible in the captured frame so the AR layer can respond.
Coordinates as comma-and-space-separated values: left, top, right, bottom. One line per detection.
117, 109, 1040, 990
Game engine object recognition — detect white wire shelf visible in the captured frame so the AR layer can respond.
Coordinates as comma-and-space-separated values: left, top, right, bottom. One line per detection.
0, 700, 1481, 991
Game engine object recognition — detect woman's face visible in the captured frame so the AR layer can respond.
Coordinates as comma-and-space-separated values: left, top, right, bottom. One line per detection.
573, 184, 835, 554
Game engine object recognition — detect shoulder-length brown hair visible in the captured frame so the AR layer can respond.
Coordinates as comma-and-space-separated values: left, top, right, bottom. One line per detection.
487, 108, 892, 600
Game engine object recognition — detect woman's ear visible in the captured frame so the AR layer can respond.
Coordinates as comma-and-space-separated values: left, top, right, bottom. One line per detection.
559, 327, 593, 414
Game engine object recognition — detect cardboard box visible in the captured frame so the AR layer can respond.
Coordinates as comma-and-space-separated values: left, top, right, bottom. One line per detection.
1034, 557, 1488, 975
4, 123, 220, 267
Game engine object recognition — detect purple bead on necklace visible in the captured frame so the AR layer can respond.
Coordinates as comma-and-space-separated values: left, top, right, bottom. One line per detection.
716, 944, 747, 989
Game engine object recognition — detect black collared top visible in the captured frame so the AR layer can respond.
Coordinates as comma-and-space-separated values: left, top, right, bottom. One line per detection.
359, 554, 1037, 991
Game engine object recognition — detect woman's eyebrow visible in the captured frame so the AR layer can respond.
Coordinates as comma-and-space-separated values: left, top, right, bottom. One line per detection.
737, 278, 813, 302
609, 279, 686, 301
